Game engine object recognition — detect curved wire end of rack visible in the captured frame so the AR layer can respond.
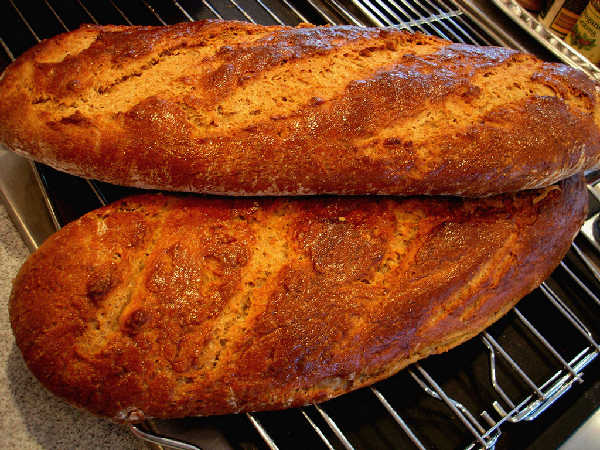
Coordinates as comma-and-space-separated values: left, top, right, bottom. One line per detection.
130, 423, 202, 450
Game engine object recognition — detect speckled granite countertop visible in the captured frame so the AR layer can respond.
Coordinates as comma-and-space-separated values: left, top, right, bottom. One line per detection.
0, 203, 141, 449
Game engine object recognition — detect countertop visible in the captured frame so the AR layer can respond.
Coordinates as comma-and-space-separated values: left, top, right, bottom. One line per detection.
0, 203, 141, 449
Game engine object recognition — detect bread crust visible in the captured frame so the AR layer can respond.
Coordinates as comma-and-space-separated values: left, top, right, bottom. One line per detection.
10, 175, 586, 421
0, 20, 598, 196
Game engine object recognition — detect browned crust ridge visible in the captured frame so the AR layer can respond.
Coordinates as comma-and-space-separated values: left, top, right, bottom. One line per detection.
10, 175, 586, 421
0, 20, 599, 196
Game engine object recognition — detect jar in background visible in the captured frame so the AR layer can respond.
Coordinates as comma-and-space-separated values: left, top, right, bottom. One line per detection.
517, 0, 544, 11
539, 0, 589, 37
566, 0, 600, 62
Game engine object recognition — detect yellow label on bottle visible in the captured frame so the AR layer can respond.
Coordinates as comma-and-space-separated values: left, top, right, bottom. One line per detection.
566, 0, 600, 63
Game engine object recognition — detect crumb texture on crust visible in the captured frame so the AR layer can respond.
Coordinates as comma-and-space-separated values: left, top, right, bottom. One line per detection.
0, 21, 598, 196
9, 175, 587, 421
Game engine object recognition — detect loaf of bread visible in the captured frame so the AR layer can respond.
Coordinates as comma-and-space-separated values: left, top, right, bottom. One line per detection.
0, 21, 599, 197
10, 175, 586, 421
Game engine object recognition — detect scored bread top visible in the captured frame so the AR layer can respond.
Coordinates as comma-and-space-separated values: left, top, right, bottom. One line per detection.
0, 20, 598, 196
10, 176, 586, 421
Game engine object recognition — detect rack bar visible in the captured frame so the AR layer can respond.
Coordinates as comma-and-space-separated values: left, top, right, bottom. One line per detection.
377, 0, 430, 32
76, 0, 99, 24
172, 0, 194, 21
318, 0, 365, 27
482, 332, 545, 399
413, 364, 488, 446
409, 367, 487, 435
227, 0, 257, 23
370, 387, 427, 450
0, 36, 15, 61
355, 0, 389, 26
86, 180, 108, 206
513, 307, 582, 382
588, 183, 600, 204
382, 0, 447, 36
281, 0, 310, 23
142, 0, 168, 25
255, 0, 286, 25
246, 412, 279, 450
109, 0, 133, 25
540, 283, 600, 351
359, 0, 405, 26
571, 242, 600, 283
559, 261, 600, 307
313, 403, 355, 450
409, 0, 466, 41
301, 410, 336, 450
42, 1, 68, 31
29, 163, 62, 230
130, 424, 201, 450
480, 411, 497, 427
452, 13, 495, 45
43, 0, 69, 31
393, 11, 463, 31
385, 0, 449, 37
202, 1, 224, 20
483, 336, 517, 410
7, 0, 40, 41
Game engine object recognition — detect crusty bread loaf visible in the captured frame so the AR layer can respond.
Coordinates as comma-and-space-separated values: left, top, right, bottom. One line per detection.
10, 175, 586, 421
0, 20, 598, 197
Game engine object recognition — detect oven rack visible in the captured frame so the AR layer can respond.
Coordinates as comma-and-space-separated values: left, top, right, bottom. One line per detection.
0, 1, 598, 449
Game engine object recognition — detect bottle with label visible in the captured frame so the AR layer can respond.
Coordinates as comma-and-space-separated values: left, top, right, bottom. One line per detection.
566, 0, 600, 63
539, 0, 589, 37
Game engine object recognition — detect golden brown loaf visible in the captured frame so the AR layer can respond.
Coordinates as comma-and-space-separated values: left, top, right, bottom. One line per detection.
0, 20, 599, 196
10, 175, 586, 421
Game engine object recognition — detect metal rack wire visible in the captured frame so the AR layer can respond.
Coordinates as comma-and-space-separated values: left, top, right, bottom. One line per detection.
0, 1, 598, 449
